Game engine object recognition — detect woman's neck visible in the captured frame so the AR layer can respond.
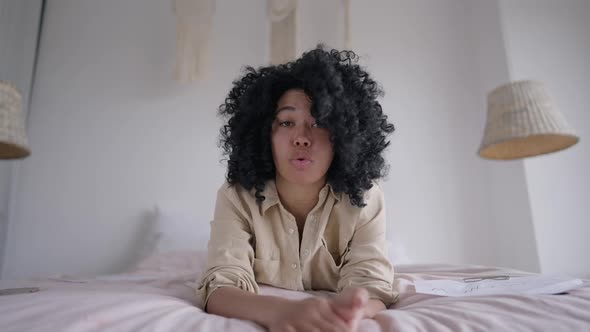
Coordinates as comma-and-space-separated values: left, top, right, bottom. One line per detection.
275, 176, 325, 222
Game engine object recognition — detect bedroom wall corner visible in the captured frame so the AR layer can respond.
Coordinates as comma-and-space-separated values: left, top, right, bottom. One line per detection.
498, 0, 590, 277
467, 0, 541, 273
345, 0, 499, 266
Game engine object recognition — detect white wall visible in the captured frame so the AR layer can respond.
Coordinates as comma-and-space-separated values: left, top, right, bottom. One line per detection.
0, 0, 43, 276
3, 0, 586, 279
348, 0, 500, 266
2, 0, 267, 278
499, 0, 590, 277
297, 0, 346, 51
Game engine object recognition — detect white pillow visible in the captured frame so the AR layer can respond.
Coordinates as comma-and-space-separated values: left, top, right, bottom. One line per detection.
142, 205, 410, 265
149, 205, 211, 255
134, 249, 208, 274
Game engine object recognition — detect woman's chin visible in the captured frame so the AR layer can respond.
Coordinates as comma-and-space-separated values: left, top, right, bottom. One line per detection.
278, 173, 326, 187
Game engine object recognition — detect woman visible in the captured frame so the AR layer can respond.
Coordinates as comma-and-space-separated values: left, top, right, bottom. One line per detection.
196, 46, 397, 332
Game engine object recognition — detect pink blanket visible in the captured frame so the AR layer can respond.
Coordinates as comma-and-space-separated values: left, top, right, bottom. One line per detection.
1, 263, 588, 331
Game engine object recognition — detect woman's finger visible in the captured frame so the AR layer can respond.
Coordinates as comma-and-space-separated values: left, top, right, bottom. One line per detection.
315, 307, 350, 332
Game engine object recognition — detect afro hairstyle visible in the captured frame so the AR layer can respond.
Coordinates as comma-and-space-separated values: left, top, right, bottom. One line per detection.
218, 45, 395, 207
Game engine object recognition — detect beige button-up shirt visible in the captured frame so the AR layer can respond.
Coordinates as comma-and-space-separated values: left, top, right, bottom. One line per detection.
196, 180, 397, 309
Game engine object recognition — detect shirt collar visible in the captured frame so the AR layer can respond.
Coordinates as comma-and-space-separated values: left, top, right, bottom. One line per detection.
260, 180, 341, 215
260, 180, 280, 214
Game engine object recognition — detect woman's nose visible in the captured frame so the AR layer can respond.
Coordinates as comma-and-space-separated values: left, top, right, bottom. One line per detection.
293, 127, 311, 147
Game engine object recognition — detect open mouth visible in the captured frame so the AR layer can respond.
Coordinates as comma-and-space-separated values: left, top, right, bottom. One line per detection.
291, 158, 312, 169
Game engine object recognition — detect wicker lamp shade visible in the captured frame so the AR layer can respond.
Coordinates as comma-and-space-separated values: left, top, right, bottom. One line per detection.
0, 81, 30, 159
478, 80, 579, 160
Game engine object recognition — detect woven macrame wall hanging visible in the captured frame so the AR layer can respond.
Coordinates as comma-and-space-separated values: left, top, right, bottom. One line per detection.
172, 0, 350, 81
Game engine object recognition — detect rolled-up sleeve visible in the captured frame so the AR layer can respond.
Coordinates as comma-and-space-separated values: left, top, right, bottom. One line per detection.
195, 184, 259, 310
337, 185, 398, 307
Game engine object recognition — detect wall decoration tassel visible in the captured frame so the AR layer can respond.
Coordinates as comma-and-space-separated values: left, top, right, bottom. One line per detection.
172, 0, 215, 82
343, 0, 351, 49
268, 0, 298, 65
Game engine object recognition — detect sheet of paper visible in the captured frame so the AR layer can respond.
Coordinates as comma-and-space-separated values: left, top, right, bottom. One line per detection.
414, 275, 585, 297
48, 274, 161, 283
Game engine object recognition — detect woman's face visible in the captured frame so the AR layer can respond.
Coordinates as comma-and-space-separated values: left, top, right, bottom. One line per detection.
271, 89, 334, 186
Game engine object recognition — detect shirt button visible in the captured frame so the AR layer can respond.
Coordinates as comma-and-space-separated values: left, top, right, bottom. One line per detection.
288, 228, 294, 235
309, 216, 316, 223
291, 263, 297, 269
302, 249, 310, 256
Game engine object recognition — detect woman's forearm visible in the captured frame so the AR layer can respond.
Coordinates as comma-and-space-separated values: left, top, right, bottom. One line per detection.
206, 286, 386, 328
205, 287, 291, 327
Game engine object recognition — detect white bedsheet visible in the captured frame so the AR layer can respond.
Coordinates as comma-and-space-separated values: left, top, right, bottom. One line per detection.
1, 263, 589, 331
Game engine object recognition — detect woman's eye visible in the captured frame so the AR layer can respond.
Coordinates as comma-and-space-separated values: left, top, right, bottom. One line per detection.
311, 123, 322, 128
279, 121, 293, 127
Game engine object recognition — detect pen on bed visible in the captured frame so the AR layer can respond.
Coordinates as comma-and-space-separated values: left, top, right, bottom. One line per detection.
0, 287, 40, 296
463, 275, 510, 283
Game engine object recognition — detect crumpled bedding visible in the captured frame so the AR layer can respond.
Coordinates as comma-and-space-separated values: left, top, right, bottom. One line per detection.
1, 261, 588, 332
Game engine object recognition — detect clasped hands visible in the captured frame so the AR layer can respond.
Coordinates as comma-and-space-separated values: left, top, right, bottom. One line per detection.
269, 288, 369, 332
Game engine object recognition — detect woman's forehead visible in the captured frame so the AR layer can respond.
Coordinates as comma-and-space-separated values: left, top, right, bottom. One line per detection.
276, 89, 312, 109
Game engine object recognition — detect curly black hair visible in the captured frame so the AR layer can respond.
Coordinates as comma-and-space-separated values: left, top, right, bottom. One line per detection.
219, 45, 394, 207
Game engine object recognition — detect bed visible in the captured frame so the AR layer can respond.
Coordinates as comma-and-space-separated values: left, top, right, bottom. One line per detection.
2, 207, 589, 331
1, 249, 589, 332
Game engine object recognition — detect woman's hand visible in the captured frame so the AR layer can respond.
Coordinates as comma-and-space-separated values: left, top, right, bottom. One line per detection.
331, 288, 369, 331
268, 288, 369, 332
